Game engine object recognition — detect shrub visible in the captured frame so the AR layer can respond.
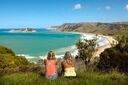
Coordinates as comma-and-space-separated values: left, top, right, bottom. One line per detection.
0, 46, 15, 55
97, 36, 128, 73
76, 38, 97, 62
0, 46, 37, 75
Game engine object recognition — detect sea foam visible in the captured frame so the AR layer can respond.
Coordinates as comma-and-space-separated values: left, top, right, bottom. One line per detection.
17, 33, 110, 62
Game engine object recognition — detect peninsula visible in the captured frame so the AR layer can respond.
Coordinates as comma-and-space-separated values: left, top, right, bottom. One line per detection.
55, 22, 128, 35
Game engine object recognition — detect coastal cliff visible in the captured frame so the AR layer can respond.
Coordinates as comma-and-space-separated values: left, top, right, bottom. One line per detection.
56, 22, 128, 35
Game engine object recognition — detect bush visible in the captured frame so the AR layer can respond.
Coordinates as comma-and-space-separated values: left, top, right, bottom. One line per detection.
0, 46, 37, 75
97, 36, 128, 73
0, 46, 15, 55
76, 38, 97, 62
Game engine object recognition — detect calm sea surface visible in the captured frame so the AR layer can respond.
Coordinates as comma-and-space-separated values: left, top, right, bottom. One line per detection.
0, 29, 80, 61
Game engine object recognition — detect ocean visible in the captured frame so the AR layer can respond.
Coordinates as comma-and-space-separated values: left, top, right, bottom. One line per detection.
0, 29, 110, 62
0, 29, 80, 61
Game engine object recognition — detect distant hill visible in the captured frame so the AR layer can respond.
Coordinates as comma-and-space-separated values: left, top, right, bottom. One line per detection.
55, 22, 128, 35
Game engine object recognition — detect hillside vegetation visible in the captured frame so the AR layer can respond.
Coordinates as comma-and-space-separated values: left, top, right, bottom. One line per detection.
98, 35, 128, 73
0, 72, 128, 85
0, 46, 40, 75
56, 22, 128, 35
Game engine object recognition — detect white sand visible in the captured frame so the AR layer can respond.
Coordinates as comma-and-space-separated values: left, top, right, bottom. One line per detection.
92, 35, 117, 58
24, 31, 117, 62
66, 32, 117, 59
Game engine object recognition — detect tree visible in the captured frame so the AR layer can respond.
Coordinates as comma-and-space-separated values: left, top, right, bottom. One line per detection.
76, 38, 97, 64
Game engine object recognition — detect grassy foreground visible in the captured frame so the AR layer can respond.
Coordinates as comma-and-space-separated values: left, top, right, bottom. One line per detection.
0, 72, 128, 85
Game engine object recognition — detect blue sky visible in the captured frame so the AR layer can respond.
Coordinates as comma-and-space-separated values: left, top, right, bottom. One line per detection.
0, 0, 128, 28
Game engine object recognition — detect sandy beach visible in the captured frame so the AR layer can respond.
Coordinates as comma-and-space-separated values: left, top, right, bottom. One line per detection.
66, 31, 117, 59
40, 31, 117, 61
92, 35, 117, 58
17, 31, 117, 62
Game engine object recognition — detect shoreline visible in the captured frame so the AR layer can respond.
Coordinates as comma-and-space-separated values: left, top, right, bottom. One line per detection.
92, 34, 117, 58
64, 31, 117, 59
16, 31, 117, 63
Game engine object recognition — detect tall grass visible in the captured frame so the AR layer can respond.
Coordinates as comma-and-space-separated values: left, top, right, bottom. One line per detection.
0, 72, 127, 85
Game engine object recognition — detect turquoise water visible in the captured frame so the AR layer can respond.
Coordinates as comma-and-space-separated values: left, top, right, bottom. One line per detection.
0, 29, 80, 61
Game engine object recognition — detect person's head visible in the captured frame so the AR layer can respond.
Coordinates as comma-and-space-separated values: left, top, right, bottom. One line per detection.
64, 51, 73, 60
47, 51, 55, 60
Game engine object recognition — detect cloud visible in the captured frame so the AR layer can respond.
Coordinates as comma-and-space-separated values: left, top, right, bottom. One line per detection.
105, 6, 111, 10
74, 3, 81, 10
126, 4, 128, 11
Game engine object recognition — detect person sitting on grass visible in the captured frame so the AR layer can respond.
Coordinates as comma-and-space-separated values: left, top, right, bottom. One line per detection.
44, 51, 58, 79
61, 51, 76, 78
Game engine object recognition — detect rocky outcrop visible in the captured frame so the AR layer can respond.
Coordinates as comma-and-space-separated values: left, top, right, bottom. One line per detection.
8, 28, 36, 33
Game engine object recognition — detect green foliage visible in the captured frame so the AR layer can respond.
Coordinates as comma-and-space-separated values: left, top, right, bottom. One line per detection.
0, 46, 15, 55
0, 72, 127, 85
0, 46, 38, 75
76, 38, 97, 61
98, 35, 128, 73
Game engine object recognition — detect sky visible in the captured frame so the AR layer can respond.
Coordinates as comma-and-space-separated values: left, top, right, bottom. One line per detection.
0, 0, 128, 28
